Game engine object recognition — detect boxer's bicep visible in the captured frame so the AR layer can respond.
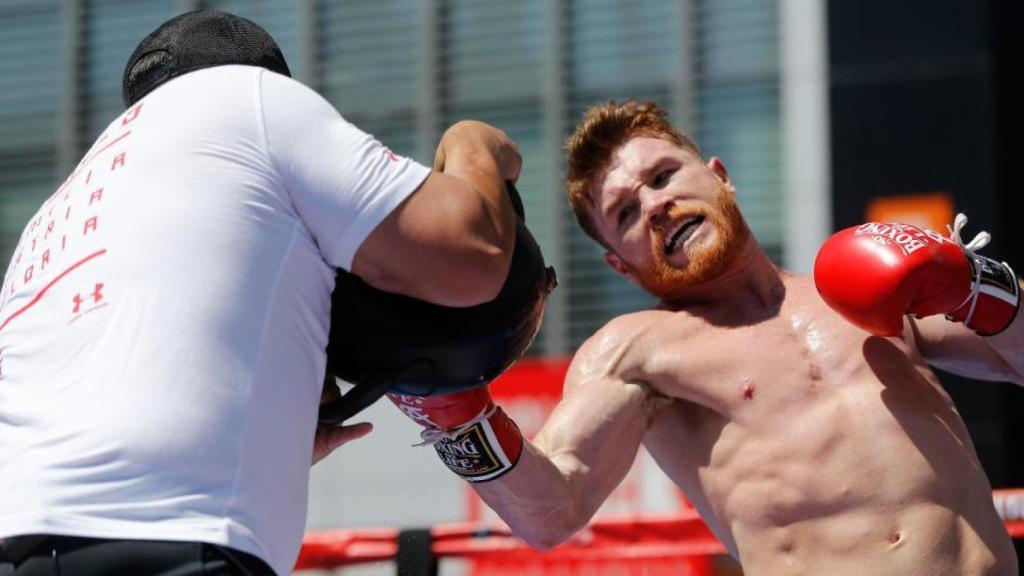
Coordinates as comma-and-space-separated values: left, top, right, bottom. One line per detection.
473, 374, 650, 550
532, 313, 662, 497
538, 375, 653, 516
471, 318, 657, 549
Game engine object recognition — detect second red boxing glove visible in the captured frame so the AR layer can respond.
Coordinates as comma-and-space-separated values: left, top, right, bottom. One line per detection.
814, 214, 1019, 337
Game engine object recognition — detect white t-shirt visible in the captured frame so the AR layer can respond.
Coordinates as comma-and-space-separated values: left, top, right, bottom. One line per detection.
0, 65, 430, 574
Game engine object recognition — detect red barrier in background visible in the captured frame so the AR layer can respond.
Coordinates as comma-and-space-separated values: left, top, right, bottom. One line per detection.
297, 511, 722, 572
296, 489, 1024, 572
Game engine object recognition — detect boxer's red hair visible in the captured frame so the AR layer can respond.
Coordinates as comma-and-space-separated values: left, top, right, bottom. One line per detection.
565, 100, 702, 248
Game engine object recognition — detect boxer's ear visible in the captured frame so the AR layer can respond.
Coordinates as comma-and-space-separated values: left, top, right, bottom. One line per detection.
604, 251, 637, 285
708, 157, 735, 192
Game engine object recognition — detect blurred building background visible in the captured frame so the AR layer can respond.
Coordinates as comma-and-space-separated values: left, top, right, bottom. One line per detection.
0, 0, 1020, 573
0, 0, 813, 355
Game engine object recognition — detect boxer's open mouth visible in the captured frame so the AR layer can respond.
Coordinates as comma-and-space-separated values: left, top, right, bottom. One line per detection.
664, 216, 704, 255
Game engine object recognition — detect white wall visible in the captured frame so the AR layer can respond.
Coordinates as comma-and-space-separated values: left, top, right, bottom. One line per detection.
781, 0, 832, 273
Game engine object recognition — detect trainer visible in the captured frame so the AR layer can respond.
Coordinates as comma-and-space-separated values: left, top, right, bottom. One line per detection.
0, 10, 524, 575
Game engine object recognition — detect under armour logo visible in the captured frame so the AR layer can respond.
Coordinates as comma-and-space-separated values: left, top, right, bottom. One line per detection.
72, 282, 104, 314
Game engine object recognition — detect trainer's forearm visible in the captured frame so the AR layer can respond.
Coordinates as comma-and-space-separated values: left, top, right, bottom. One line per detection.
472, 441, 590, 551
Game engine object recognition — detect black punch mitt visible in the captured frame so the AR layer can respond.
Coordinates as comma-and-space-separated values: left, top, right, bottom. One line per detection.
318, 184, 556, 424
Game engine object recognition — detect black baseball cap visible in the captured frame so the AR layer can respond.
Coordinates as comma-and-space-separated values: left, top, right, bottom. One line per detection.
122, 9, 291, 107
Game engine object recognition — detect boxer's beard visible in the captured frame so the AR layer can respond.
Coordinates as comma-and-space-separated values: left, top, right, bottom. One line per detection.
626, 184, 749, 300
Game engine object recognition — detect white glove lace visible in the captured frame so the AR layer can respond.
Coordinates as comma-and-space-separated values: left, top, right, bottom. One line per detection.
413, 403, 497, 447
946, 212, 989, 326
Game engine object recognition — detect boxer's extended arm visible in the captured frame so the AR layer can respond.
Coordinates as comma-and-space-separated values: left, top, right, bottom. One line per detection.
475, 372, 657, 550
353, 121, 520, 307
390, 324, 662, 549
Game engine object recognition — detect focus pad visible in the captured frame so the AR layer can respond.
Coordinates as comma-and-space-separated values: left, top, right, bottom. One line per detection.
320, 216, 555, 422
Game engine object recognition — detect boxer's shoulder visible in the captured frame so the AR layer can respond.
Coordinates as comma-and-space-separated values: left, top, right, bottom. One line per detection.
587, 309, 678, 353
566, 309, 685, 386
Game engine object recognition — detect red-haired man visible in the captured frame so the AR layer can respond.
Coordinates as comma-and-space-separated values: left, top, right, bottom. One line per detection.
391, 100, 1022, 575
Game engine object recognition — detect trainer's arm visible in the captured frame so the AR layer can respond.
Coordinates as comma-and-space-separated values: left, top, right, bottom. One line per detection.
352, 121, 520, 306
260, 71, 519, 308
908, 289, 1024, 386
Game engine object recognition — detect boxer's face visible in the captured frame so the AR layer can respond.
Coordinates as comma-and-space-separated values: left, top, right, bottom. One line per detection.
590, 136, 749, 300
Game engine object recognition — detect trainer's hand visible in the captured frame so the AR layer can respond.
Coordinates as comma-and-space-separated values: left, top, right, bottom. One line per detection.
312, 421, 373, 465
434, 120, 522, 184
313, 373, 373, 464
814, 214, 1020, 337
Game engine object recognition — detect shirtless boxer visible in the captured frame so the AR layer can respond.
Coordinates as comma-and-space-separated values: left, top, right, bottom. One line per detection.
389, 100, 1022, 575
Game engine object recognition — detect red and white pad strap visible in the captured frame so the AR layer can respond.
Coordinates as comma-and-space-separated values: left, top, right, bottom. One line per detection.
416, 405, 523, 483
946, 213, 1021, 335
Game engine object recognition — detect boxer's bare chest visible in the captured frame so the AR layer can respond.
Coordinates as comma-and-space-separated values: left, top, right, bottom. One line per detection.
629, 283, 1011, 575
635, 278, 974, 539
640, 279, 870, 414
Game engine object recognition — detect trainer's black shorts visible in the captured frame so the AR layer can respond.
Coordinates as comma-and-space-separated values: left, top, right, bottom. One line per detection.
0, 535, 275, 576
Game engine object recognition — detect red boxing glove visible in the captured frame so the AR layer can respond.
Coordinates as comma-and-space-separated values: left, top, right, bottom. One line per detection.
814, 214, 1020, 337
389, 388, 523, 482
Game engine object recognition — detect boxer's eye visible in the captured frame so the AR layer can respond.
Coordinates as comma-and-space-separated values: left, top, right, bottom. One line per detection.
651, 168, 676, 189
617, 202, 638, 229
